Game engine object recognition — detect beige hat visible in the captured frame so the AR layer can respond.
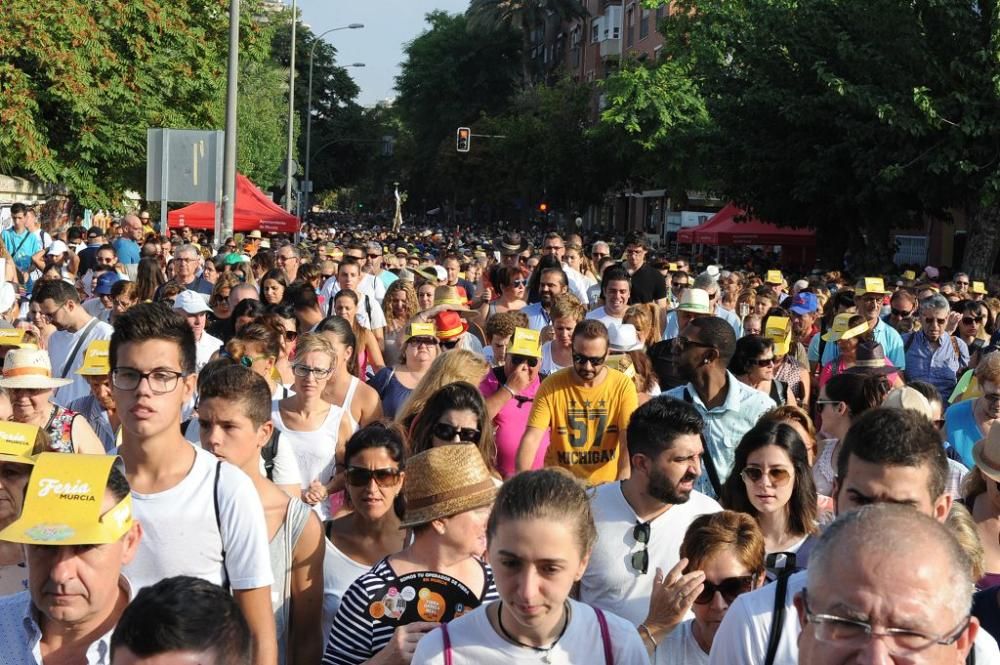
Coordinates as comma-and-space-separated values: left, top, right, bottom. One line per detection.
974, 425, 1000, 482
676, 288, 711, 314
399, 446, 498, 528
0, 348, 73, 390
882, 386, 934, 421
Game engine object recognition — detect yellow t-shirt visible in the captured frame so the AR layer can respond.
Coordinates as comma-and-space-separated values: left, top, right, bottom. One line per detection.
527, 367, 638, 485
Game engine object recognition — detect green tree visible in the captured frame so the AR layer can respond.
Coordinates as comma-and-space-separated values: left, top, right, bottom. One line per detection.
466, 0, 589, 84
0, 0, 269, 208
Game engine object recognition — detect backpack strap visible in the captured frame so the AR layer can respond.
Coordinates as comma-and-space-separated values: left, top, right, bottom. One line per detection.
441, 623, 453, 665
682, 388, 722, 497
763, 552, 797, 665
595, 606, 614, 665
261, 429, 280, 481
213, 461, 230, 592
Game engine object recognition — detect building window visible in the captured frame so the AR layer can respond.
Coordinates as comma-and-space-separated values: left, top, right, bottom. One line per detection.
639, 8, 649, 39
893, 235, 929, 266
592, 20, 600, 43
626, 6, 635, 47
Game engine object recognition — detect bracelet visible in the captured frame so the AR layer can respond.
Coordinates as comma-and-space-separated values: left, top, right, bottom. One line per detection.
638, 623, 658, 648
501, 384, 516, 398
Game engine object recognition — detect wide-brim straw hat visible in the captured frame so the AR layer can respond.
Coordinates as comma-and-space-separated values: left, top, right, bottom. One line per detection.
399, 446, 498, 528
433, 285, 473, 313
973, 424, 1000, 482
0, 348, 72, 390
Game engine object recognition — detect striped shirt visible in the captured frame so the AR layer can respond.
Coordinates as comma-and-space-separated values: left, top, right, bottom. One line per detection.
322, 556, 499, 665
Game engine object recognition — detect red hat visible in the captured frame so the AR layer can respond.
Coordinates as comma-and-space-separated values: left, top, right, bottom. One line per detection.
433, 310, 468, 341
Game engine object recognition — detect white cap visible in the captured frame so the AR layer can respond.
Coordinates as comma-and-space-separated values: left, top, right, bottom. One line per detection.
46, 240, 69, 256
172, 290, 212, 314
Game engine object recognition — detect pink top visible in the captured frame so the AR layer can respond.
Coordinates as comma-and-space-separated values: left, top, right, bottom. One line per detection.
818, 357, 899, 388
480, 371, 550, 478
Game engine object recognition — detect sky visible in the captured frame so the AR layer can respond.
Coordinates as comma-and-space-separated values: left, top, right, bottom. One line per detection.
296, 0, 471, 106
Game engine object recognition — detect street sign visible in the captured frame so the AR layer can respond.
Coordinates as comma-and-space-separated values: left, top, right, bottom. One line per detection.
146, 129, 224, 236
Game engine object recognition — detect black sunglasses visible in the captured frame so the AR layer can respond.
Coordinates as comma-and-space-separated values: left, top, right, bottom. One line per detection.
346, 466, 401, 488
693, 576, 755, 604
511, 354, 539, 368
890, 308, 914, 318
572, 352, 606, 367
440, 339, 459, 350
631, 522, 650, 574
675, 336, 716, 353
432, 422, 481, 443
755, 357, 775, 368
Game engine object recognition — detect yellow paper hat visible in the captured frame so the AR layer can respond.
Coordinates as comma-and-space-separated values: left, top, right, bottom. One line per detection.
509, 327, 542, 359
972, 281, 988, 295
404, 322, 437, 341
765, 270, 784, 285
0, 329, 27, 348
668, 262, 678, 272
76, 340, 111, 376
856, 277, 888, 296
764, 316, 792, 356
0, 453, 133, 545
0, 421, 41, 465
901, 270, 917, 281
821, 313, 869, 342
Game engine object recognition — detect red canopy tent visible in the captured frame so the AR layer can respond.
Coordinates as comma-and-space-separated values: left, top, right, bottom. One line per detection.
677, 203, 815, 246
167, 173, 299, 234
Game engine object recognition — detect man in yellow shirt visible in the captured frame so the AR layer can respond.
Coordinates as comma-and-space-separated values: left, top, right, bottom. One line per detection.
517, 319, 638, 484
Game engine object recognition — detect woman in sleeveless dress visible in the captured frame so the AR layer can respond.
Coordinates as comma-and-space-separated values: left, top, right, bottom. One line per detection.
198, 363, 324, 665
317, 316, 383, 430
331, 290, 385, 378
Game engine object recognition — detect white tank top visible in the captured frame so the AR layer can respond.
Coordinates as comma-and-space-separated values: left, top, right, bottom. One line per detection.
272, 404, 343, 520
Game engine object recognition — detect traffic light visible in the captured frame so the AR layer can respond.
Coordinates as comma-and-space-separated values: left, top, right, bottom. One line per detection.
456, 127, 471, 153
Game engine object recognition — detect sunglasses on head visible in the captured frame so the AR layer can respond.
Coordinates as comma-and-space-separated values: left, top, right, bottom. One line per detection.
740, 466, 792, 487
346, 466, 401, 488
693, 576, 756, 604
432, 422, 481, 443
631, 521, 650, 574
510, 354, 538, 368
572, 352, 606, 367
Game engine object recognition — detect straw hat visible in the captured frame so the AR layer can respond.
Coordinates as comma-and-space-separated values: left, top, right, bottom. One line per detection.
882, 386, 934, 421
433, 285, 472, 312
399, 446, 498, 528
676, 288, 711, 314
0, 348, 72, 389
973, 424, 1000, 482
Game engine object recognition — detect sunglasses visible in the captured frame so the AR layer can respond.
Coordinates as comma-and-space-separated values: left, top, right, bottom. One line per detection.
890, 308, 913, 318
740, 466, 792, 487
631, 522, 650, 574
511, 279, 528, 287
956, 281, 970, 286
672, 282, 689, 290
346, 466, 401, 488
923, 317, 947, 326
755, 357, 776, 368
431, 422, 481, 443
367, 253, 380, 259
510, 354, 538, 368
962, 316, 986, 325
693, 576, 756, 605
408, 336, 439, 347
572, 352, 606, 367
592, 252, 609, 259
674, 336, 716, 353
440, 339, 459, 350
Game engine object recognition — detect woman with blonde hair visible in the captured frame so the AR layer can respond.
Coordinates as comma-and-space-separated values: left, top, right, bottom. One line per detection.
395, 348, 489, 431
209, 272, 240, 322
381, 280, 419, 366
625, 303, 661, 347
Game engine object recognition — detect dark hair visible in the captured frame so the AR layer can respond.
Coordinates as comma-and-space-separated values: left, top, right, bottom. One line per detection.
824, 373, 888, 418
908, 380, 944, 410
626, 397, 704, 461
836, 408, 948, 502
111, 576, 251, 665
572, 319, 609, 345
260, 269, 289, 289
334, 288, 360, 306
345, 421, 408, 519
721, 421, 818, 536
688, 316, 738, 364
197, 364, 272, 428
229, 321, 283, 362
729, 335, 774, 375
231, 298, 267, 325
266, 302, 297, 323
409, 382, 496, 469
107, 462, 131, 503
338, 256, 362, 273
285, 282, 320, 312
111, 302, 196, 374
316, 315, 358, 377
135, 257, 166, 302
31, 278, 80, 305
491, 265, 523, 290
10, 202, 26, 216
601, 266, 631, 294
624, 232, 648, 249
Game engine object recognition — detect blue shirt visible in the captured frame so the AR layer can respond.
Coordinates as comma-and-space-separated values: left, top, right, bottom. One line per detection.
1, 228, 40, 289
903, 331, 968, 402
520, 302, 551, 330
112, 237, 141, 264
808, 318, 907, 370
0, 588, 119, 664
944, 398, 981, 469
664, 372, 776, 497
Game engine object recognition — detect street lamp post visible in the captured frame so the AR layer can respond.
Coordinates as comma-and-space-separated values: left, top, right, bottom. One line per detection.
220, 0, 240, 246
303, 24, 364, 216
283, 0, 299, 213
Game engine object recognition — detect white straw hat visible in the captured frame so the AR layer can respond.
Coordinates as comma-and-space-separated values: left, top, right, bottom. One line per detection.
0, 348, 73, 389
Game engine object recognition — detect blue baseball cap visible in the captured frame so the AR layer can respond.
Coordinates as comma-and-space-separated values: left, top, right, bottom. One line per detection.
790, 292, 818, 315
95, 272, 122, 296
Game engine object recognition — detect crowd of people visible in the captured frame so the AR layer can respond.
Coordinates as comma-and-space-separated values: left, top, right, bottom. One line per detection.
0, 198, 999, 664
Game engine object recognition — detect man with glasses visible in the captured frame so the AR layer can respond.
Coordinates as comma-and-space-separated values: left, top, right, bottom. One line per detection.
885, 288, 918, 333
795, 504, 979, 665
903, 293, 969, 402
275, 244, 302, 283
954, 271, 971, 296
168, 244, 213, 296
32, 278, 114, 406
591, 240, 611, 263
517, 319, 638, 483
622, 232, 668, 307
816, 277, 906, 370
669, 270, 691, 307
580, 397, 721, 630
665, 316, 774, 497
481, 327, 549, 478
110, 303, 277, 665
664, 272, 743, 339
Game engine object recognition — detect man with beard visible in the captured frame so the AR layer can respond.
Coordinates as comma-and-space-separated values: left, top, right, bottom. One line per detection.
521, 266, 568, 332
578, 397, 721, 628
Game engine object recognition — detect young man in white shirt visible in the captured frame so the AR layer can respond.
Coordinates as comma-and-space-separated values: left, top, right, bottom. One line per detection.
110, 302, 277, 665
586, 266, 631, 328
580, 397, 721, 632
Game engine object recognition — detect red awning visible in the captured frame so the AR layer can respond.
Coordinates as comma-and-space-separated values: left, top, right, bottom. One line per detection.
167, 174, 299, 234
678, 203, 815, 247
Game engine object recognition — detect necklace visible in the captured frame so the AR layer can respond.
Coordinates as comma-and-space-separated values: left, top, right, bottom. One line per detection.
496, 600, 570, 663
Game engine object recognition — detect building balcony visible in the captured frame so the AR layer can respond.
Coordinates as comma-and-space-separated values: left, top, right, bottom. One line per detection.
600, 37, 621, 59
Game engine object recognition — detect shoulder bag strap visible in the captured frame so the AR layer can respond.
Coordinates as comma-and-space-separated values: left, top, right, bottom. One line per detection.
441, 623, 453, 665
594, 607, 614, 665
214, 460, 230, 593
763, 552, 797, 665
59, 317, 99, 379
682, 389, 722, 497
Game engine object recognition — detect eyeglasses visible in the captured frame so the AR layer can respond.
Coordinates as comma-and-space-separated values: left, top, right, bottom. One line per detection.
962, 316, 986, 326
674, 337, 716, 353
510, 279, 528, 287
572, 352, 606, 367
225, 244, 237, 250
408, 336, 439, 347
431, 422, 481, 443
890, 308, 913, 318
510, 354, 539, 368
111, 368, 187, 394
755, 357, 776, 368
923, 316, 947, 326
802, 591, 970, 655
740, 466, 792, 487
631, 522, 650, 574
693, 576, 756, 605
292, 363, 332, 379
39, 302, 67, 318
345, 466, 402, 488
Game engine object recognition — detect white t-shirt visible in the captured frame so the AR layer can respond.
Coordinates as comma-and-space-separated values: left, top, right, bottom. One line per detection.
656, 619, 709, 665
322, 538, 371, 652
585, 306, 624, 329
708, 571, 1000, 665
580, 482, 722, 626
410, 599, 649, 665
49, 318, 114, 407
195, 332, 223, 372
124, 444, 274, 591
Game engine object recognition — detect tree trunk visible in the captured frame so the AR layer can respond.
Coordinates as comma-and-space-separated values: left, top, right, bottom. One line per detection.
962, 203, 1000, 278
